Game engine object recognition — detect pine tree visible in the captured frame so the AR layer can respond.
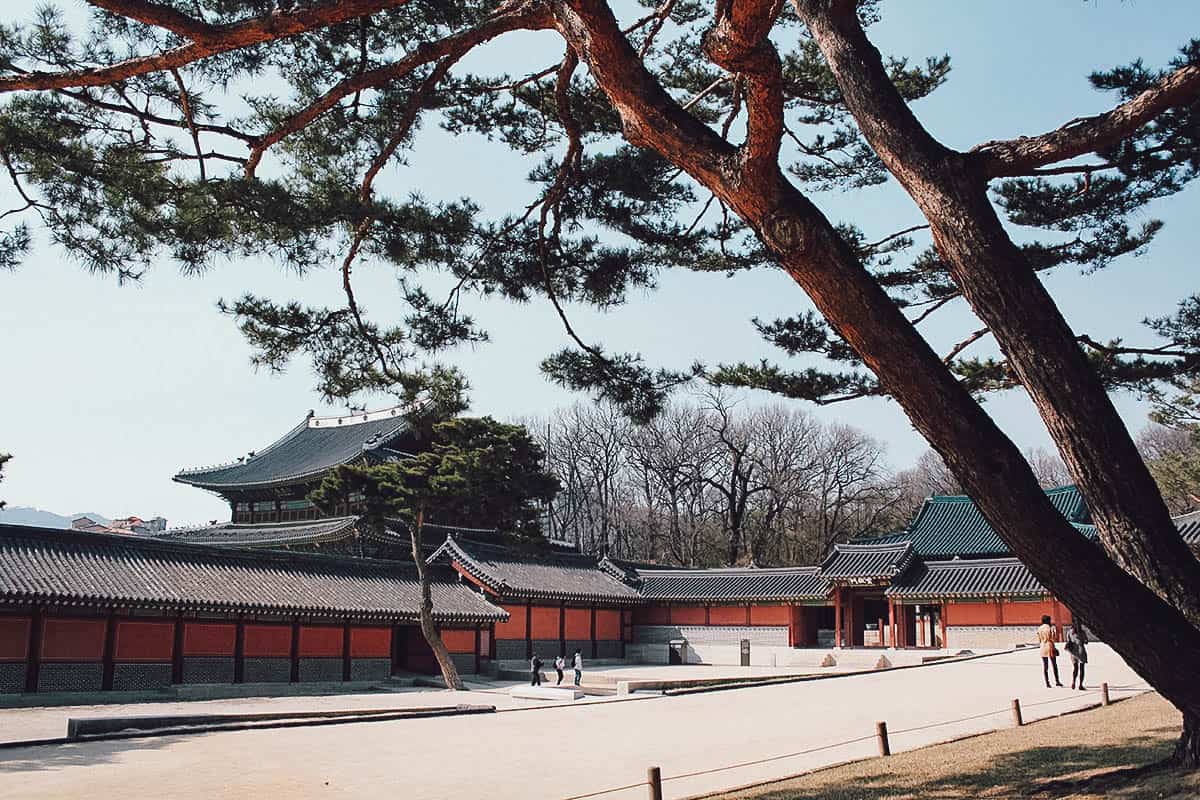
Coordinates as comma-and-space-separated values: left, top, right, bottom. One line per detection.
310, 416, 558, 688
1, 0, 1199, 762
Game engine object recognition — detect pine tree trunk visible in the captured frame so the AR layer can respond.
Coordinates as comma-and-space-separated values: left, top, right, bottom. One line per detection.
1173, 710, 1200, 769
552, 0, 1200, 751
796, 2, 1200, 627
410, 507, 465, 691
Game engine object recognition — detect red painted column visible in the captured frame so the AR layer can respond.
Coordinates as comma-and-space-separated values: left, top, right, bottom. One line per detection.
101, 611, 117, 691
558, 601, 566, 657
888, 600, 896, 649
939, 601, 948, 650
25, 607, 42, 693
290, 619, 301, 683
525, 601, 533, 660
233, 616, 246, 684
474, 627, 481, 675
589, 607, 597, 660
834, 587, 843, 649
171, 613, 185, 684
341, 620, 352, 682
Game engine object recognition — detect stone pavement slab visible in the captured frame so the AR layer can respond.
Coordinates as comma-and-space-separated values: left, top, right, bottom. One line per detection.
0, 645, 1149, 800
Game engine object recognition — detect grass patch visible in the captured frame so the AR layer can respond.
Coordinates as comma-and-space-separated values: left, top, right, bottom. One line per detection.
705, 693, 1197, 799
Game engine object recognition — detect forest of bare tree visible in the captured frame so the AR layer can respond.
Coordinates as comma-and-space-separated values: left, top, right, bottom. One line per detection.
520, 392, 1142, 567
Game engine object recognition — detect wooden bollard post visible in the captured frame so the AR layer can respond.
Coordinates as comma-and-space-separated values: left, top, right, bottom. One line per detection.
1011, 698, 1023, 726
1101, 682, 1111, 706
876, 721, 891, 756
647, 766, 663, 800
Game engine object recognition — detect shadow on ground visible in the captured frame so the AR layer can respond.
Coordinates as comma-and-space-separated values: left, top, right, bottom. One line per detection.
741, 736, 1174, 799
0, 735, 178, 774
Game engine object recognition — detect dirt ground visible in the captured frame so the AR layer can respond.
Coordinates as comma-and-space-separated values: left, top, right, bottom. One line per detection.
707, 692, 1196, 800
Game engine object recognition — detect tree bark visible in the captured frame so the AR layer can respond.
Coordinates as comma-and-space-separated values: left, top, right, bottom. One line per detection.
795, 1, 1200, 627
410, 506, 465, 691
1175, 710, 1200, 769
551, 0, 1200, 731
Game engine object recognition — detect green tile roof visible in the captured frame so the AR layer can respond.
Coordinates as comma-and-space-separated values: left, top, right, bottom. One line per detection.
861, 485, 1093, 559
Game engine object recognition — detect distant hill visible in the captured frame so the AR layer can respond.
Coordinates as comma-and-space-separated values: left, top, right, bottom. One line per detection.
0, 507, 112, 529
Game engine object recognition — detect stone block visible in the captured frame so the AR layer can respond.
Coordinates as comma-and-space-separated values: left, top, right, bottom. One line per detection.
874, 655, 892, 670
509, 685, 583, 701
819, 653, 837, 668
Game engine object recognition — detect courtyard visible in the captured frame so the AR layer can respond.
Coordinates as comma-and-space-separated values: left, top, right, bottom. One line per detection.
0, 645, 1147, 800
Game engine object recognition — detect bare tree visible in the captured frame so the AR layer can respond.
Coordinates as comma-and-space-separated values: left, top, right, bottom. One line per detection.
1025, 447, 1072, 490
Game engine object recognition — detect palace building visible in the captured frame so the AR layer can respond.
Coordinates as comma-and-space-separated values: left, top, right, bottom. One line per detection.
2, 404, 1198, 693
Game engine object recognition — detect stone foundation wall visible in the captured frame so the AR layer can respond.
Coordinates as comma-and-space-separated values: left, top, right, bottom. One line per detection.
112, 663, 172, 691
37, 662, 102, 692
243, 657, 290, 683
298, 657, 342, 682
350, 658, 390, 681
947, 625, 1038, 650
595, 641, 623, 659
495, 638, 526, 661
182, 656, 234, 684
0, 663, 25, 693
450, 653, 475, 675
633, 625, 788, 647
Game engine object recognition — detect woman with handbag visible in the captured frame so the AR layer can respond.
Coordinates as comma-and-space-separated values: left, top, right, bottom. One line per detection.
1038, 614, 1063, 688
1066, 616, 1089, 690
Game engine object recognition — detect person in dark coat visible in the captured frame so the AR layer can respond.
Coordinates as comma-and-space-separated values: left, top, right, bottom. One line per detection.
1066, 616, 1089, 691
530, 654, 543, 686
1037, 614, 1062, 688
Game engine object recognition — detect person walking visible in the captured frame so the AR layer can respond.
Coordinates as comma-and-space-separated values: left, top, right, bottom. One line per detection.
1038, 614, 1062, 688
572, 648, 583, 687
530, 653, 543, 687
1066, 616, 1089, 691
554, 654, 565, 686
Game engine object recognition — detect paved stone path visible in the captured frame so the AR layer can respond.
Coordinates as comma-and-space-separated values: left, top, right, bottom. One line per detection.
0, 646, 1148, 800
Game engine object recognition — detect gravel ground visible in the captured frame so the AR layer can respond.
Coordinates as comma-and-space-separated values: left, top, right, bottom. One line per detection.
708, 692, 1196, 800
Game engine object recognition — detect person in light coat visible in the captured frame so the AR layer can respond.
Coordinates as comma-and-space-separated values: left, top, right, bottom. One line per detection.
1037, 614, 1062, 688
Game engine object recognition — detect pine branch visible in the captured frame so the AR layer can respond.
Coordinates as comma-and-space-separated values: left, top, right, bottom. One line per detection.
972, 63, 1200, 178
244, 2, 552, 178
0, 0, 419, 92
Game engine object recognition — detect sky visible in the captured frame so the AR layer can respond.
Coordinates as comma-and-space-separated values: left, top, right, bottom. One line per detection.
1, 1, 1197, 525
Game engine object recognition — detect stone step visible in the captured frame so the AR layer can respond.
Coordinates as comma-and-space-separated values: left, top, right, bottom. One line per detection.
509, 685, 584, 702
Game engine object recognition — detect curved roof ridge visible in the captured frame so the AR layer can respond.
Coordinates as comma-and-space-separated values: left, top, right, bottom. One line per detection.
175, 415, 311, 478
307, 405, 412, 428
160, 515, 360, 534
6, 522, 416, 573
832, 540, 912, 552
173, 409, 413, 490
920, 556, 1027, 568
636, 565, 821, 576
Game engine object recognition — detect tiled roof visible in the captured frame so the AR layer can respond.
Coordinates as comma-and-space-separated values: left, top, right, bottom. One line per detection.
0, 523, 506, 623
1175, 510, 1200, 545
174, 407, 413, 491
886, 557, 1046, 599
864, 485, 1093, 558
635, 566, 829, 602
429, 536, 643, 605
820, 541, 915, 582
152, 517, 363, 547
